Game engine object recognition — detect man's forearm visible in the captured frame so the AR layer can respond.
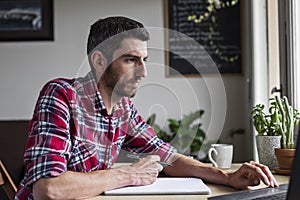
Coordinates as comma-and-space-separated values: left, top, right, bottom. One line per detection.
32, 168, 133, 199
32, 155, 162, 199
163, 153, 231, 186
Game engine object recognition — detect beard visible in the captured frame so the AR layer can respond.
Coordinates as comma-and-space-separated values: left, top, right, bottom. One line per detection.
102, 64, 139, 98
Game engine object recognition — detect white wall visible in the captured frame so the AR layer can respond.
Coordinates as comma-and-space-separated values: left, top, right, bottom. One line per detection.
0, 0, 250, 161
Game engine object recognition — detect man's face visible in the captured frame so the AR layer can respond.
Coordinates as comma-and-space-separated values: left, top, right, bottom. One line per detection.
102, 38, 148, 98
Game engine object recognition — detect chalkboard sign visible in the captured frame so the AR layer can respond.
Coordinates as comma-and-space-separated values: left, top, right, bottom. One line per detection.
164, 0, 241, 76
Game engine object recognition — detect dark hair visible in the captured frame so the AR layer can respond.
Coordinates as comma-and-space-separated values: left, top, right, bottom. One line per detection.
87, 16, 150, 58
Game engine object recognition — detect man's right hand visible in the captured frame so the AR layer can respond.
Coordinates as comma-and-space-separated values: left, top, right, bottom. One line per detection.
115, 155, 163, 186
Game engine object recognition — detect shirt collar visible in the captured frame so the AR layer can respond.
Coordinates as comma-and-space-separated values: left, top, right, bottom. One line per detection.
81, 71, 124, 117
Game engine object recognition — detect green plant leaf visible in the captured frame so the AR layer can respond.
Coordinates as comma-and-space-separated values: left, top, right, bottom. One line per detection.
146, 113, 156, 126
181, 110, 204, 127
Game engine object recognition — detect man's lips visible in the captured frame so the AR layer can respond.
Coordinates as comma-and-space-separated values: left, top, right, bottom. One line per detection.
131, 78, 141, 87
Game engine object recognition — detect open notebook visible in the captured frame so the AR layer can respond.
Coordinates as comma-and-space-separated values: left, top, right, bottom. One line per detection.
104, 177, 211, 195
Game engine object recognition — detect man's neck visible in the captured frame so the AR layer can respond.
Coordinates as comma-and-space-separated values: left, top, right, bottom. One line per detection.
97, 82, 121, 115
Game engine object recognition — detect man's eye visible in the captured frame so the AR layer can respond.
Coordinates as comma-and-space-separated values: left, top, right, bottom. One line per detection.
126, 58, 136, 63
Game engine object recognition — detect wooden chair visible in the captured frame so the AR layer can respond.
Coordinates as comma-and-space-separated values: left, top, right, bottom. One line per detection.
0, 160, 17, 200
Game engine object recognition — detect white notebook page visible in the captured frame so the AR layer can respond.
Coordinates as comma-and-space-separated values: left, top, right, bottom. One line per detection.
104, 177, 211, 195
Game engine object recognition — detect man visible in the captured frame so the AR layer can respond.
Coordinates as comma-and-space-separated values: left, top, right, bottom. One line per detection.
15, 16, 278, 199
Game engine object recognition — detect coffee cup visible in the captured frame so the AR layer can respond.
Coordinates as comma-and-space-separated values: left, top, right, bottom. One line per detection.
208, 144, 233, 169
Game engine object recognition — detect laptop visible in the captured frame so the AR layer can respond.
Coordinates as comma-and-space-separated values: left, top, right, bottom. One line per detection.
208, 134, 300, 200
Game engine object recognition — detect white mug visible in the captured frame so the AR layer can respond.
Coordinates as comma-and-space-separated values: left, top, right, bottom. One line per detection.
208, 144, 233, 169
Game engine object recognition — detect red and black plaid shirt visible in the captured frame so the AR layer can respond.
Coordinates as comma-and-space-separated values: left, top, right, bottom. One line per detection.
15, 72, 175, 199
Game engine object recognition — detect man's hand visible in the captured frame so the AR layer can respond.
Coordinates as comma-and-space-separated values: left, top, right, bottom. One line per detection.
115, 155, 163, 186
228, 161, 279, 189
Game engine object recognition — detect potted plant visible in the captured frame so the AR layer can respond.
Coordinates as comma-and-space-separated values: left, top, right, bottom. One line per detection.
272, 96, 300, 173
251, 95, 300, 171
147, 110, 206, 158
251, 101, 282, 169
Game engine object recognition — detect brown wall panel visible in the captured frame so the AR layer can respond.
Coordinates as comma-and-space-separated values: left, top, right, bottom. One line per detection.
0, 120, 29, 199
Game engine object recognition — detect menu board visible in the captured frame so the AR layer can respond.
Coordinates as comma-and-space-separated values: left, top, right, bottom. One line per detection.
164, 0, 241, 76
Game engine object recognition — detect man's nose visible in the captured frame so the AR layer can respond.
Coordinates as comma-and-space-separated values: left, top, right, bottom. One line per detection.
136, 61, 147, 78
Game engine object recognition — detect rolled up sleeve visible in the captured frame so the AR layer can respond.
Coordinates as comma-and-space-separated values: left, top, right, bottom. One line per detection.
24, 81, 72, 186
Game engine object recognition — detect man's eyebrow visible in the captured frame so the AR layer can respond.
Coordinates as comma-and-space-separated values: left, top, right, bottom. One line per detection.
121, 54, 148, 60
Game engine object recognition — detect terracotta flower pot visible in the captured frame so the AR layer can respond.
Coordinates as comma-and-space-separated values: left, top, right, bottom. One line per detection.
274, 148, 295, 174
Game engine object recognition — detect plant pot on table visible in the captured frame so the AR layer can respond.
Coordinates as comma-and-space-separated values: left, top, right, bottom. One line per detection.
256, 135, 281, 170
274, 148, 295, 175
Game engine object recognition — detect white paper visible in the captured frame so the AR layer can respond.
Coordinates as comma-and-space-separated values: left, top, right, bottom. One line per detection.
104, 177, 211, 195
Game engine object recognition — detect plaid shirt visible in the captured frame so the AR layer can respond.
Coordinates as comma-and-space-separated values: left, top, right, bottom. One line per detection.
15, 71, 175, 199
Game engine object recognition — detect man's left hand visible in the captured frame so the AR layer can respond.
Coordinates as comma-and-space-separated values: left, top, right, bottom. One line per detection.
228, 161, 279, 189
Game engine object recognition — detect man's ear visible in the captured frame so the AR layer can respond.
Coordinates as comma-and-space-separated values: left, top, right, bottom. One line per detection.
90, 50, 107, 73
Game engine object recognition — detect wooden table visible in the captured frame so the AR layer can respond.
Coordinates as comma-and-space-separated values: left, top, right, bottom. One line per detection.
87, 163, 290, 200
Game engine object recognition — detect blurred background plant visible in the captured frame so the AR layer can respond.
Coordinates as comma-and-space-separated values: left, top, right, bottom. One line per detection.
147, 110, 206, 156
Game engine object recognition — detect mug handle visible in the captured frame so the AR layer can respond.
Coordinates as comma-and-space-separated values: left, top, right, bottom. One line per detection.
208, 148, 218, 168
